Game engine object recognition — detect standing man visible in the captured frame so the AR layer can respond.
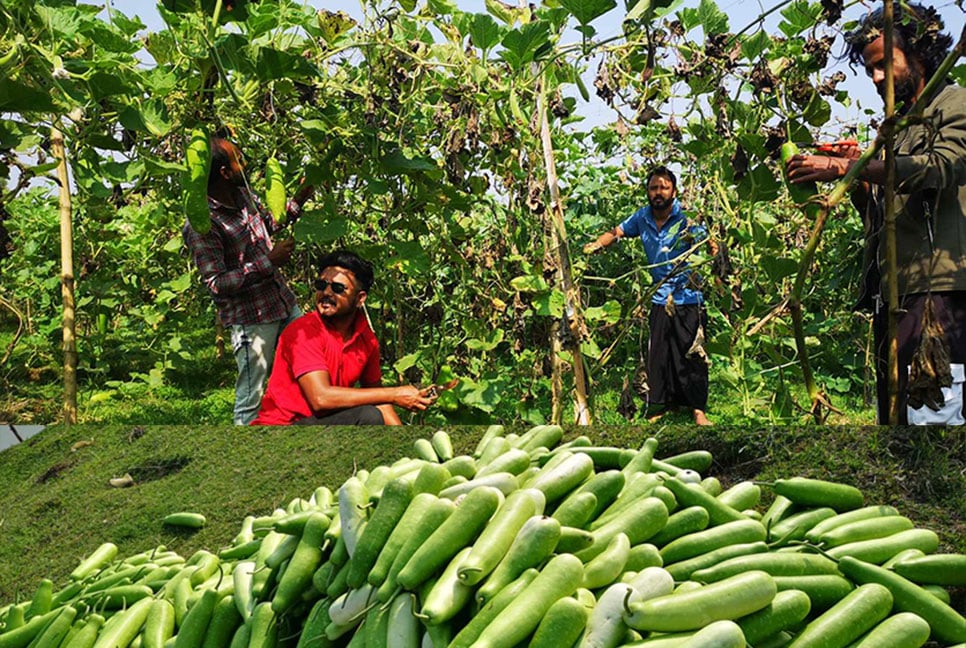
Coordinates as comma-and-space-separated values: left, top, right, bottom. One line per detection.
252, 250, 439, 425
785, 3, 964, 424
584, 166, 712, 426
184, 136, 313, 425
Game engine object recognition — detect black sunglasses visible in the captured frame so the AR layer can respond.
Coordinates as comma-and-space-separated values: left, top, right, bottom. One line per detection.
314, 279, 349, 295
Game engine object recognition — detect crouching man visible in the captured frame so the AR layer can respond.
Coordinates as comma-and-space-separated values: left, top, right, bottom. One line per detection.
252, 250, 437, 425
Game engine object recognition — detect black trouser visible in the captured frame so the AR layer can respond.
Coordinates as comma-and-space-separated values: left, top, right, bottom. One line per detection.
294, 405, 385, 425
873, 291, 966, 424
646, 303, 709, 411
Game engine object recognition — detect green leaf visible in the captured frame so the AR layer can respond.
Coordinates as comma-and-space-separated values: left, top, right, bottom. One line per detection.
35, 6, 83, 40
141, 68, 179, 95
485, 0, 525, 25
0, 80, 57, 113
105, 8, 147, 37
558, 0, 616, 26
580, 337, 602, 359
0, 121, 26, 150
677, 7, 700, 31
625, 0, 681, 23
367, 179, 391, 195
802, 93, 831, 128
459, 377, 501, 412
168, 273, 194, 292
293, 209, 350, 244
466, 13, 503, 52
952, 63, 966, 87
161, 0, 197, 13
212, 34, 252, 75
786, 120, 813, 147
143, 155, 188, 175
80, 13, 141, 54
428, 0, 458, 15
510, 274, 550, 292
380, 148, 438, 176
761, 255, 799, 282
317, 10, 356, 44
583, 300, 622, 325
163, 237, 184, 253
736, 163, 781, 203
393, 352, 422, 374
500, 22, 551, 71
697, 0, 728, 34
388, 241, 431, 275
465, 328, 504, 352
736, 133, 767, 159
245, 5, 282, 37
741, 30, 771, 61
255, 46, 316, 80
101, 160, 146, 184
26, 162, 61, 176
298, 120, 330, 138
533, 289, 565, 317
779, 0, 821, 37
141, 99, 172, 138
87, 71, 136, 100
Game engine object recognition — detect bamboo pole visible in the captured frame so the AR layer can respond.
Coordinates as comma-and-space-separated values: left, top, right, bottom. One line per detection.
537, 79, 592, 425
51, 122, 77, 425
881, 0, 899, 424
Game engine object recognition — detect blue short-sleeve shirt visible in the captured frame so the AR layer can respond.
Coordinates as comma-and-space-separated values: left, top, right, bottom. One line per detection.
619, 199, 707, 306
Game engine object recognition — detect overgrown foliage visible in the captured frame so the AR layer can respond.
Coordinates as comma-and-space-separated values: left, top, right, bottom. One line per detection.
0, 0, 962, 424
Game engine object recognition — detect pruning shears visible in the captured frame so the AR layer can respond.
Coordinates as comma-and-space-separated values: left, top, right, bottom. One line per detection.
816, 139, 859, 153
427, 378, 459, 398
796, 139, 859, 153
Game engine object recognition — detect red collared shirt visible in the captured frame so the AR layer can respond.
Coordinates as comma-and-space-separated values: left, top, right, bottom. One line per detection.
253, 310, 382, 425
182, 187, 299, 326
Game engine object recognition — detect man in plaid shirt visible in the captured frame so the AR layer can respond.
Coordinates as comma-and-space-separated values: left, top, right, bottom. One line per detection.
183, 137, 313, 424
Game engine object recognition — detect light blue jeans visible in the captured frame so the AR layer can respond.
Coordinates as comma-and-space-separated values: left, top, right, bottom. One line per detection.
230, 306, 301, 425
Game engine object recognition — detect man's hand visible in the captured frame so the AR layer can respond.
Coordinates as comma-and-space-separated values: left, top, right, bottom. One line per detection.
293, 180, 315, 207
394, 385, 438, 412
268, 238, 295, 267
785, 154, 852, 184
583, 231, 617, 254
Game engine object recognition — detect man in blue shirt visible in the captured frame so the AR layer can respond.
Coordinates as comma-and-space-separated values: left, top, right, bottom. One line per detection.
584, 166, 712, 425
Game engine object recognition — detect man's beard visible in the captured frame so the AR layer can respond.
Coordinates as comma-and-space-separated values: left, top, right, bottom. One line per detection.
318, 296, 338, 314
649, 196, 671, 210
877, 68, 922, 112
318, 296, 353, 322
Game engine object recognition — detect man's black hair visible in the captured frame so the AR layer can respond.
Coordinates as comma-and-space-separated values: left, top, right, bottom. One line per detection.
646, 165, 677, 190
318, 250, 375, 292
208, 136, 234, 186
844, 2, 953, 82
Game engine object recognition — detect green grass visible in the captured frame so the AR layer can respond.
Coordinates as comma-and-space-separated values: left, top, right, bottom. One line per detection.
0, 424, 962, 607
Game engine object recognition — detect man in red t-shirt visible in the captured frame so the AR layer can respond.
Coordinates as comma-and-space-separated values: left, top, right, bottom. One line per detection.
252, 250, 438, 425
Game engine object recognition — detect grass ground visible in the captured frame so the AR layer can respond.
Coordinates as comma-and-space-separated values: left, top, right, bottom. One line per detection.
1, 358, 878, 427
2, 293, 877, 427
0, 424, 961, 607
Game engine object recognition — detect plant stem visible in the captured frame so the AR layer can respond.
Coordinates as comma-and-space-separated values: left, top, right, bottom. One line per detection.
537, 75, 592, 425
51, 121, 77, 426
